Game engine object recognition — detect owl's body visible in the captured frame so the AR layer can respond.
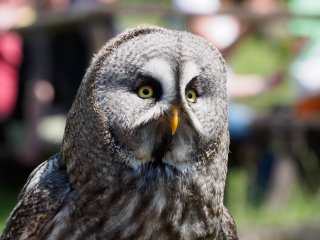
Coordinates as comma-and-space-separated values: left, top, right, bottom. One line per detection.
1, 26, 238, 240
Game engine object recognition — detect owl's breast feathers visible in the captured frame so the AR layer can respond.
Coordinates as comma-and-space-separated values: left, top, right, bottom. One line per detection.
0, 154, 70, 240
1, 156, 238, 240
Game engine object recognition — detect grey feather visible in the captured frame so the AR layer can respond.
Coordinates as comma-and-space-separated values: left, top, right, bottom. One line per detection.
1, 154, 70, 240
1, 25, 238, 240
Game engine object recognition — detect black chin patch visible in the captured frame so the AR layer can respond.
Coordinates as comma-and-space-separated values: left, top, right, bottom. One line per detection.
151, 132, 172, 168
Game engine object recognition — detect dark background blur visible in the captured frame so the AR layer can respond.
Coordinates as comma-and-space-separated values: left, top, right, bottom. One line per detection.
0, 0, 320, 239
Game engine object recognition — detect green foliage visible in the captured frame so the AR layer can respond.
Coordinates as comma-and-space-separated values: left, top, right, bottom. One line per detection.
119, 0, 171, 6
116, 15, 167, 31
230, 35, 297, 109
230, 35, 291, 75
227, 169, 320, 227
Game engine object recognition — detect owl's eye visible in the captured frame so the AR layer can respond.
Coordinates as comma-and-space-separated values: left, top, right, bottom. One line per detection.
186, 89, 197, 103
137, 85, 154, 99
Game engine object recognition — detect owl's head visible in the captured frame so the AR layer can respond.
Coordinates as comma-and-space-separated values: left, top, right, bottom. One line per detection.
63, 26, 228, 177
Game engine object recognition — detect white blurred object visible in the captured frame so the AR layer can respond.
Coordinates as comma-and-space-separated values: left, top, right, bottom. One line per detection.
174, 0, 240, 50
227, 66, 265, 99
37, 115, 66, 144
0, 3, 35, 31
190, 15, 240, 50
210, 16, 240, 49
173, 0, 220, 15
290, 40, 320, 97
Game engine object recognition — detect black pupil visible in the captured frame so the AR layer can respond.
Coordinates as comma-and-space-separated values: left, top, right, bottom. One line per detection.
143, 88, 150, 95
188, 92, 193, 99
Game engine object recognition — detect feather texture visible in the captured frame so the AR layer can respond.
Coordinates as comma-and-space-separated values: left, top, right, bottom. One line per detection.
1, 154, 70, 239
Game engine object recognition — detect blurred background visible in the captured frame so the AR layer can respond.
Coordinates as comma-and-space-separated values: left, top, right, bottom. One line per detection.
0, 0, 320, 239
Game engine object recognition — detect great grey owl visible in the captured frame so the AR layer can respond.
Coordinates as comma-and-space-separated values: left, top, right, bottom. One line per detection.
1, 26, 238, 240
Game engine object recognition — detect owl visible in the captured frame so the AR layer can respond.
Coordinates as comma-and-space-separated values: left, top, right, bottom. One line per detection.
1, 26, 238, 240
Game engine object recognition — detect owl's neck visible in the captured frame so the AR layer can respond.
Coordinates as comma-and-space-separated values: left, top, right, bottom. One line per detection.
63, 129, 228, 198
64, 147, 227, 239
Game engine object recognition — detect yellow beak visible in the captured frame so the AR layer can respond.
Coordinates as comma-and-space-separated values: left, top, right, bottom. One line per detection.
170, 107, 179, 135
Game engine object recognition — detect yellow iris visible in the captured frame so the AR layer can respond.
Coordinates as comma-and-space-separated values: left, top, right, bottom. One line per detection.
138, 85, 153, 98
186, 89, 197, 103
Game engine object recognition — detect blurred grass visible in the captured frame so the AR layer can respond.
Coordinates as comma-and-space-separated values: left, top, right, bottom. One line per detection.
0, 185, 19, 232
227, 169, 320, 228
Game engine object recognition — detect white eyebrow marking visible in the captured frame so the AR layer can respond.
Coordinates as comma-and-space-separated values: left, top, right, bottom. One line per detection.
180, 61, 201, 88
141, 58, 175, 103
